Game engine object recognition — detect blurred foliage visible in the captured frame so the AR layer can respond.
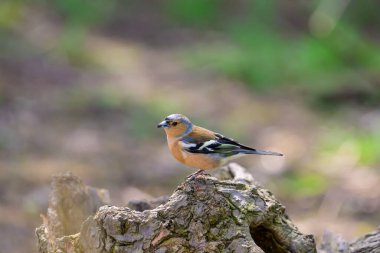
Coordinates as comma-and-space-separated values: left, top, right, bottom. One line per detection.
64, 87, 181, 140
318, 127, 380, 166
357, 134, 380, 165
2, 0, 379, 99
0, 0, 23, 28
49, 0, 114, 26
57, 26, 91, 65
0, 0, 378, 154
65, 88, 130, 114
274, 171, 329, 198
164, 0, 220, 27
129, 98, 184, 140
180, 0, 380, 107
0, 0, 378, 159
47, 0, 115, 64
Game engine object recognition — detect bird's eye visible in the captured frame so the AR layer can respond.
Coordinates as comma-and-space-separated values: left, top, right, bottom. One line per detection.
172, 122, 178, 126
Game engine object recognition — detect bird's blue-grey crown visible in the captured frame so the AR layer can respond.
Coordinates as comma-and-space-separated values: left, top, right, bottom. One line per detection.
165, 114, 191, 124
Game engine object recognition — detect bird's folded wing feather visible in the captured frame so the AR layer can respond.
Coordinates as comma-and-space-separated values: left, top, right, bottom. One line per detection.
180, 132, 253, 157
180, 130, 283, 157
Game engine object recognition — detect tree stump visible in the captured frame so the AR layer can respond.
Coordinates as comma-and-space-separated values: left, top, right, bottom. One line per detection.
319, 228, 380, 253
35, 163, 378, 253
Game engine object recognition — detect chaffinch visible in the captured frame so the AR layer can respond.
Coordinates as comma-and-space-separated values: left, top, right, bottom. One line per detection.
157, 114, 283, 175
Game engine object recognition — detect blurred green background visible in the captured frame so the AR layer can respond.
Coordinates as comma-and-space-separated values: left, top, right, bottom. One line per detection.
0, 0, 379, 252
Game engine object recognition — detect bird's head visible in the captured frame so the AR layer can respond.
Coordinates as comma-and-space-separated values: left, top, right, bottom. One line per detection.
157, 114, 193, 137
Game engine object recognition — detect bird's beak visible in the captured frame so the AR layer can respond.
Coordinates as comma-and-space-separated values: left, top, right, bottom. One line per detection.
157, 120, 169, 128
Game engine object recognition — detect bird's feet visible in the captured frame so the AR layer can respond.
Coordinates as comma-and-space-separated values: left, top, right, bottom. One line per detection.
186, 169, 205, 181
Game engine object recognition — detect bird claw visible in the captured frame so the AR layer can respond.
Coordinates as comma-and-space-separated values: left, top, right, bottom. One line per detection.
186, 169, 205, 181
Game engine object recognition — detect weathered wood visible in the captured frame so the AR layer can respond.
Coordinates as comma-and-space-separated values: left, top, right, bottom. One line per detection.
36, 172, 110, 253
36, 164, 319, 253
320, 228, 380, 253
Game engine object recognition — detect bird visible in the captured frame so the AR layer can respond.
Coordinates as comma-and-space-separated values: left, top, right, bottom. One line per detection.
157, 113, 283, 177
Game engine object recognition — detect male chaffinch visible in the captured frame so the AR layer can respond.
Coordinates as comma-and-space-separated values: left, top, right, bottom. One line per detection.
157, 114, 283, 175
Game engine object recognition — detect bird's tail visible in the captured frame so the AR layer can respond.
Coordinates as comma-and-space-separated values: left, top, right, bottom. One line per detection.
238, 149, 283, 156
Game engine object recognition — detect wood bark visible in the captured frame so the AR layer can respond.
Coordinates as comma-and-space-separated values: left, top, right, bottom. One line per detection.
319, 229, 380, 253
35, 163, 378, 253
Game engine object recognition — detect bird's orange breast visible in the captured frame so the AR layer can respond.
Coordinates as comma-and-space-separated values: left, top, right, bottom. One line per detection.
182, 153, 220, 170
168, 138, 185, 164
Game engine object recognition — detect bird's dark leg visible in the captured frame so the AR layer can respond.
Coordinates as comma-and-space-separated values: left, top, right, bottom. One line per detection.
186, 169, 205, 180
193, 169, 205, 176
